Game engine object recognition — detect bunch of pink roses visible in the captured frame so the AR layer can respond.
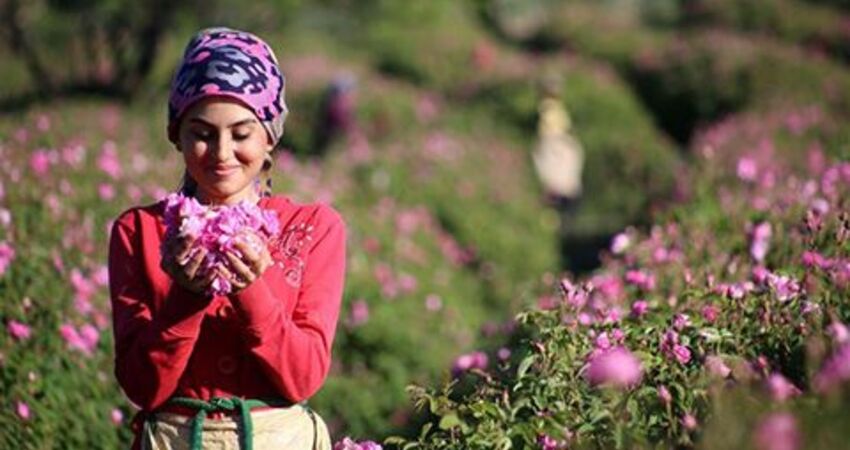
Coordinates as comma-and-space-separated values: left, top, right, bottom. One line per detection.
161, 193, 280, 296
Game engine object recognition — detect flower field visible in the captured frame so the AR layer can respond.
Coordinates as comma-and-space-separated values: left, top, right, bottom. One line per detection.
395, 105, 850, 449
1, 1, 850, 449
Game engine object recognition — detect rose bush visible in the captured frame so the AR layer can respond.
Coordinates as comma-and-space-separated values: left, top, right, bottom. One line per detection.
394, 105, 850, 448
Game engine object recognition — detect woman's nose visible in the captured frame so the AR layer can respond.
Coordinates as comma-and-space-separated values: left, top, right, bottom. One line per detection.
209, 133, 235, 160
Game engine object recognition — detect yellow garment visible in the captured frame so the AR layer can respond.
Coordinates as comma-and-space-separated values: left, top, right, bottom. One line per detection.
142, 405, 332, 450
537, 98, 570, 137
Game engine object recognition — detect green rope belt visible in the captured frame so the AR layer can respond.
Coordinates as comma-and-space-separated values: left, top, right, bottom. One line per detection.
154, 396, 293, 450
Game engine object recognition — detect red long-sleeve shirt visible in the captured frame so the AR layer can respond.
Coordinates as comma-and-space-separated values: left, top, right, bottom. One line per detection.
108, 195, 345, 447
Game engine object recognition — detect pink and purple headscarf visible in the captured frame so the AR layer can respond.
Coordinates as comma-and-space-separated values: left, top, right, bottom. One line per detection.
167, 27, 288, 145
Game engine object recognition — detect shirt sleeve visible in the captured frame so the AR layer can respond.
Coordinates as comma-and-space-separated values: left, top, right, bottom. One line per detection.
108, 210, 210, 410
231, 205, 347, 402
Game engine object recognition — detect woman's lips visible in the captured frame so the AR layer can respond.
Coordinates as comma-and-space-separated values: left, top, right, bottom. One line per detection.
209, 165, 240, 176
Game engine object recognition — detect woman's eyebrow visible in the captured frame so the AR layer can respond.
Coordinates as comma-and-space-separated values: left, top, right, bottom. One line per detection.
188, 117, 258, 128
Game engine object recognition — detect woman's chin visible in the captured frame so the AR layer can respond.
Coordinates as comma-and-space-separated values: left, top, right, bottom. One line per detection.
198, 182, 253, 204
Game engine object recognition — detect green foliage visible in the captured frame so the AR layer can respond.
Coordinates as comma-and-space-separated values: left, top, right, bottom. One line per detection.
463, 58, 681, 270
626, 31, 756, 143
676, 0, 850, 63
559, 67, 681, 239
359, 1, 488, 91
397, 104, 850, 449
471, 1, 850, 145
804, 0, 850, 10
0, 104, 162, 449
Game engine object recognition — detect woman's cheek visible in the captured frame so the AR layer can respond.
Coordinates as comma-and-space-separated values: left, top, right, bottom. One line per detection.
190, 145, 210, 164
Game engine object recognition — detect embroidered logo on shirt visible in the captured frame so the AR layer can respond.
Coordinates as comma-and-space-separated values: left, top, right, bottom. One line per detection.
268, 222, 315, 288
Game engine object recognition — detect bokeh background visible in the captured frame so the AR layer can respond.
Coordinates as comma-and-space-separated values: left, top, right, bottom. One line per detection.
1, 0, 849, 448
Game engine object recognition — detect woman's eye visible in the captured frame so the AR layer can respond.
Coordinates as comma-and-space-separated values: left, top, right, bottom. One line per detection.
233, 131, 251, 141
192, 130, 212, 140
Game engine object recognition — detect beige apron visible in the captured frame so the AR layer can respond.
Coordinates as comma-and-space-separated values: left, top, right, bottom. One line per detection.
141, 405, 332, 450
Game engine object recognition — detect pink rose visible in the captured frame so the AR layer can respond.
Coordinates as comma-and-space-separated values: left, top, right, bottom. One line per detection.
765, 373, 800, 402
16, 401, 30, 420
657, 385, 672, 405
753, 412, 800, 450
681, 413, 698, 431
586, 346, 643, 388
7, 320, 31, 341
672, 345, 692, 364
705, 355, 731, 378
701, 305, 719, 323
631, 300, 649, 318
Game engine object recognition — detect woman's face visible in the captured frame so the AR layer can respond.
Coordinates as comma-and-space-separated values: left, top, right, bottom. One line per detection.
177, 98, 273, 205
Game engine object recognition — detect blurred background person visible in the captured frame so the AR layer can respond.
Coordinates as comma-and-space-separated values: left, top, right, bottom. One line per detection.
532, 72, 585, 233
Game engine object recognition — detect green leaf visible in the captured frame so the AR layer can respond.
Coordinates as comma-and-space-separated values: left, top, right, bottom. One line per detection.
517, 354, 537, 378
418, 422, 432, 440
438, 413, 464, 430
699, 327, 721, 343
577, 422, 596, 434
498, 436, 513, 449
384, 436, 409, 446
591, 409, 612, 424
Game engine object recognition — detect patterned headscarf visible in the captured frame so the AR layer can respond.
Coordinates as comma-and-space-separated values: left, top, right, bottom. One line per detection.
167, 27, 288, 146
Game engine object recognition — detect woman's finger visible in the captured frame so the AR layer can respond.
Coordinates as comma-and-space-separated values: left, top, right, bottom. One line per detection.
239, 234, 274, 272
176, 238, 197, 265
163, 232, 178, 248
162, 237, 180, 261
192, 267, 218, 292
236, 238, 257, 261
225, 250, 255, 284
233, 239, 263, 272
217, 264, 247, 291
184, 248, 207, 279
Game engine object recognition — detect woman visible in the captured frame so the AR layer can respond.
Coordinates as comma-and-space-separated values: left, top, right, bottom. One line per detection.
108, 27, 345, 450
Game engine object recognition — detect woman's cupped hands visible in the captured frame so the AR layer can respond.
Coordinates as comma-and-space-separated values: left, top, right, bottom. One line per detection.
222, 231, 274, 293
160, 231, 273, 295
